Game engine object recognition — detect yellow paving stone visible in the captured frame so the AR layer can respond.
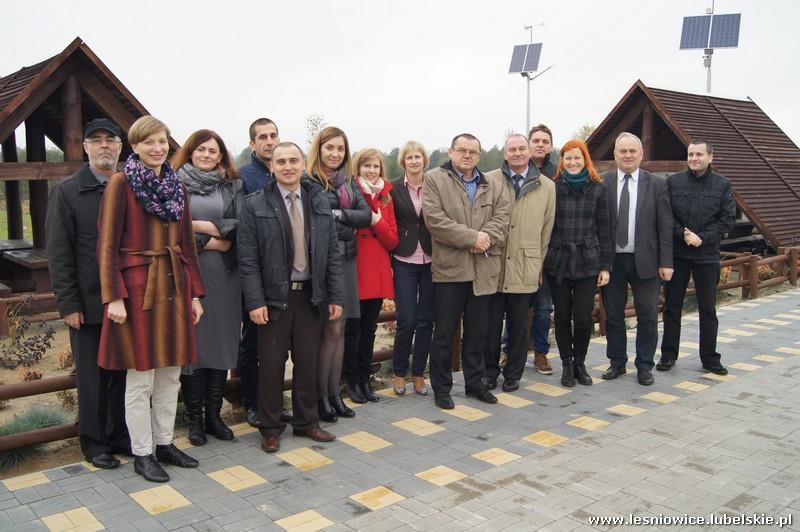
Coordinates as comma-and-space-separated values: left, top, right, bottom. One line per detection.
392, 417, 444, 436
275, 509, 334, 532
590, 336, 607, 344
734, 302, 760, 307
523, 431, 569, 448
775, 313, 800, 321
277, 447, 333, 472
716, 336, 736, 343
2, 471, 50, 491
673, 381, 710, 392
754, 354, 784, 363
546, 352, 558, 359
376, 387, 400, 398
606, 404, 647, 416
207, 465, 267, 492
342, 398, 364, 409
775, 347, 800, 355
702, 372, 737, 382
172, 437, 193, 450
683, 315, 699, 321
494, 393, 534, 408
721, 305, 742, 311
350, 486, 405, 510
677, 351, 693, 359
444, 404, 491, 421
757, 318, 790, 325
680, 341, 700, 350
567, 416, 611, 431
415, 465, 467, 486
339, 431, 393, 453
130, 484, 191, 515
230, 423, 259, 438
722, 328, 757, 337
742, 323, 772, 331
590, 376, 606, 385
526, 382, 571, 397
41, 507, 103, 532
642, 392, 680, 404
472, 447, 521, 465
729, 362, 761, 371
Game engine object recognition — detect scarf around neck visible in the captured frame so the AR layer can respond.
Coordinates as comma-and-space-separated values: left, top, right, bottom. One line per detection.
561, 168, 590, 192
178, 163, 225, 195
124, 153, 185, 221
330, 169, 351, 209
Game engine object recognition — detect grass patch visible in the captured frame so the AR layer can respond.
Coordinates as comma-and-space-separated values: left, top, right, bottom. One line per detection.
0, 405, 70, 471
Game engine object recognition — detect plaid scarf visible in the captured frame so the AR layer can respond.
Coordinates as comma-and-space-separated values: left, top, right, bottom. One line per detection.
124, 154, 185, 221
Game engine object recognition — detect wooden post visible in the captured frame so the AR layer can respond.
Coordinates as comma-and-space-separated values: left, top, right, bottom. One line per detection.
789, 248, 799, 287
24, 113, 48, 249
641, 104, 655, 157
747, 255, 759, 299
61, 74, 83, 163
1, 135, 24, 239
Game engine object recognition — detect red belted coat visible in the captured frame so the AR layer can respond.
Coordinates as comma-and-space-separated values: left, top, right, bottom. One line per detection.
355, 178, 399, 300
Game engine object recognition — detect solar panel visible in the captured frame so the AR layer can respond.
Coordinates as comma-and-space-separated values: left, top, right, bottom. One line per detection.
508, 45, 527, 74
523, 43, 543, 73
710, 13, 741, 48
679, 15, 711, 49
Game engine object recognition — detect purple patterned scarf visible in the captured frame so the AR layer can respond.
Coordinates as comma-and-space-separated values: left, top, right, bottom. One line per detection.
331, 169, 351, 209
123, 153, 185, 221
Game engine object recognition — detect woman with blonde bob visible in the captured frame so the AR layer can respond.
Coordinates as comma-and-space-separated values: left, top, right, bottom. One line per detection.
388, 141, 433, 395
98, 116, 204, 483
307, 127, 371, 421
543, 139, 612, 388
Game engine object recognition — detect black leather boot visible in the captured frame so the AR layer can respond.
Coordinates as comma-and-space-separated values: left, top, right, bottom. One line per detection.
561, 357, 576, 387
204, 370, 234, 440
361, 378, 380, 402
134, 454, 169, 482
180, 372, 206, 446
318, 397, 338, 422
574, 354, 593, 386
346, 380, 367, 404
330, 394, 355, 418
155, 444, 199, 468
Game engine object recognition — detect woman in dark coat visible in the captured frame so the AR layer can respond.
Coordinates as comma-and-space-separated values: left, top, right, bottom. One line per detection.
98, 115, 204, 483
307, 127, 371, 422
172, 129, 244, 446
543, 139, 612, 388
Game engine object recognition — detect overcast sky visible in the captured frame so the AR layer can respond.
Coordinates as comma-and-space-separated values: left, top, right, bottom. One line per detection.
1, 0, 798, 156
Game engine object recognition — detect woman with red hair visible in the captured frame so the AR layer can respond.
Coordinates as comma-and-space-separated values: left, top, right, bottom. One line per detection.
543, 139, 612, 388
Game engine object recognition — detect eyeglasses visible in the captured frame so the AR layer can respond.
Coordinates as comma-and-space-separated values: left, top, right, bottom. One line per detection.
84, 137, 121, 146
454, 148, 480, 157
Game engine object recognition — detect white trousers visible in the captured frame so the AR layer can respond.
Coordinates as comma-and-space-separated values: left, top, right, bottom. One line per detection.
125, 366, 181, 457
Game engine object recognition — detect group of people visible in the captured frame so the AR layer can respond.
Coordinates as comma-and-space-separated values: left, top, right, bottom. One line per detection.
46, 114, 735, 483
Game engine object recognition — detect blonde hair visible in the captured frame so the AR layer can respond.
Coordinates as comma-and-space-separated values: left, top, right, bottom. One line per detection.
352, 148, 387, 181
306, 126, 351, 191
398, 140, 429, 170
128, 115, 170, 145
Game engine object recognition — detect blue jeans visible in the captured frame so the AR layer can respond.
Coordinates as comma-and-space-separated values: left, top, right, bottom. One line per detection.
502, 276, 553, 354
391, 258, 433, 377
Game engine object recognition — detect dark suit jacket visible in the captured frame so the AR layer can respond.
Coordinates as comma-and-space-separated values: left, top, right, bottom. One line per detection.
601, 168, 673, 279
389, 176, 432, 257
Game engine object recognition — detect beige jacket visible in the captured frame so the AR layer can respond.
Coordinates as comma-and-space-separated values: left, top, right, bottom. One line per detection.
485, 162, 555, 294
422, 162, 511, 296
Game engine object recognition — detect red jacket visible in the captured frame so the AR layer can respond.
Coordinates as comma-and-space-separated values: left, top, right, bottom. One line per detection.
355, 178, 399, 300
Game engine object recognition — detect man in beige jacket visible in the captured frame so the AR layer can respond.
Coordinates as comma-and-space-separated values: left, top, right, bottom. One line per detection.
484, 134, 555, 392
423, 133, 511, 409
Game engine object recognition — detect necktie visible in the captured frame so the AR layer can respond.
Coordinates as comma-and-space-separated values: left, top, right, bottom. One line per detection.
513, 174, 523, 198
287, 191, 308, 273
617, 174, 631, 248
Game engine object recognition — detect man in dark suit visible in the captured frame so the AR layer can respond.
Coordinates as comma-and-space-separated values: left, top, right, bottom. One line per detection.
46, 118, 131, 468
600, 132, 673, 385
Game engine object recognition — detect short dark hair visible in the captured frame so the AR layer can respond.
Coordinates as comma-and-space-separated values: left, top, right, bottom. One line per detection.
688, 140, 714, 155
450, 133, 481, 151
248, 118, 278, 141
528, 124, 553, 143
272, 141, 306, 161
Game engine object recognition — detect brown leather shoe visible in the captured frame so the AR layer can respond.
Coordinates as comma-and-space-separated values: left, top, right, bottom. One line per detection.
293, 427, 336, 442
534, 352, 553, 375
261, 435, 280, 453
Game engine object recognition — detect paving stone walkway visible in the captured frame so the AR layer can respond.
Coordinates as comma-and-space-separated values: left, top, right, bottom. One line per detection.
2, 289, 800, 531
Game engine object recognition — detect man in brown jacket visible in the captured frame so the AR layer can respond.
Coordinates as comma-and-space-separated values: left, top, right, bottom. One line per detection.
484, 134, 555, 392
423, 133, 511, 409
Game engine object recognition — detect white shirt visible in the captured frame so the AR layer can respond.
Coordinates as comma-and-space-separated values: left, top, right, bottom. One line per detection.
616, 168, 639, 253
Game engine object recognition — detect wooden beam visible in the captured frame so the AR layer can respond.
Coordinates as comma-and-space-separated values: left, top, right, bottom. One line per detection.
1, 135, 23, 238
641, 104, 654, 157
0, 162, 85, 181
77, 66, 138, 131
61, 74, 83, 162
591, 97, 648, 161
24, 113, 48, 248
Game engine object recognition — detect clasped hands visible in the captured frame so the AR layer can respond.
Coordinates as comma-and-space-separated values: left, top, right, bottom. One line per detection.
469, 231, 491, 254
684, 228, 702, 247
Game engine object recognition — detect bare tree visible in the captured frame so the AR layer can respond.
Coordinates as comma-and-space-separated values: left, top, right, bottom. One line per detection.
306, 114, 328, 148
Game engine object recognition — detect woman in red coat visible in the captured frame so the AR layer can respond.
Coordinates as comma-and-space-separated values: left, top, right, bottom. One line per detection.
98, 116, 205, 483
343, 148, 399, 403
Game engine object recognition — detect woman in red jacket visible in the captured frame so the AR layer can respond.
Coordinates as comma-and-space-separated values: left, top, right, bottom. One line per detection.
343, 148, 399, 403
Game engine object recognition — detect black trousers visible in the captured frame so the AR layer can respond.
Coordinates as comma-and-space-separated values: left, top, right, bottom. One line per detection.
601, 253, 660, 371
71, 324, 130, 459
257, 286, 322, 436
343, 298, 384, 384
485, 292, 531, 381
430, 282, 489, 396
548, 275, 596, 360
661, 258, 721, 366
238, 310, 259, 411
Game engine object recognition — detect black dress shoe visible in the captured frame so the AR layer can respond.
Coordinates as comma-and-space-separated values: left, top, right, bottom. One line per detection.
346, 382, 367, 404
246, 407, 263, 428
434, 394, 455, 409
155, 444, 199, 468
280, 409, 293, 423
87, 452, 120, 469
318, 397, 338, 423
656, 357, 676, 371
501, 379, 519, 392
330, 395, 356, 418
484, 376, 497, 390
637, 369, 655, 385
361, 381, 380, 403
134, 454, 169, 483
465, 389, 498, 404
702, 364, 728, 375
602, 366, 627, 380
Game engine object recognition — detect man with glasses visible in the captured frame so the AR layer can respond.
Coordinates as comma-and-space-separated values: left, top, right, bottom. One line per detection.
46, 118, 131, 469
423, 133, 510, 409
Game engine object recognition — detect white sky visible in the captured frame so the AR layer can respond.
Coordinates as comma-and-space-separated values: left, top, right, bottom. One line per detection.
1, 0, 798, 156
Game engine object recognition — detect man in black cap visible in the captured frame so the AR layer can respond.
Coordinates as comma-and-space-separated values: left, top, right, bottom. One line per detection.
46, 118, 131, 469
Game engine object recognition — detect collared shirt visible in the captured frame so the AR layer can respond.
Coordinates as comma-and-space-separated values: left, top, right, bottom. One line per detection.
276, 183, 309, 281
616, 168, 639, 253
394, 176, 431, 265
456, 168, 478, 203
89, 167, 109, 184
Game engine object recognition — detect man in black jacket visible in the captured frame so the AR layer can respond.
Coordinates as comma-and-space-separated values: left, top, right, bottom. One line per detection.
238, 142, 344, 453
46, 118, 131, 469
658, 141, 736, 375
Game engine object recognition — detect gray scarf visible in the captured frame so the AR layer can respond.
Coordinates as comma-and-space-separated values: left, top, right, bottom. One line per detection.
178, 163, 225, 195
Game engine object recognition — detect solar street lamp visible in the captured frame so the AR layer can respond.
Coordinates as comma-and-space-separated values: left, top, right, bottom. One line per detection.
679, 1, 741, 93
509, 24, 551, 133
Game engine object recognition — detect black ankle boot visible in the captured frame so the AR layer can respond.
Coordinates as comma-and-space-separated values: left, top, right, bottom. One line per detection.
361, 379, 380, 402
330, 394, 355, 418
561, 357, 576, 387
155, 444, 198, 468
574, 355, 593, 386
346, 381, 367, 404
134, 454, 169, 483
318, 397, 338, 422
204, 370, 234, 441
180, 372, 206, 446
